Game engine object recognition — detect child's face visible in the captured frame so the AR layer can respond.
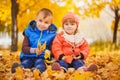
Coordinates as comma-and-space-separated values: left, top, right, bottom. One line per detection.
36, 12, 52, 31
63, 21, 77, 35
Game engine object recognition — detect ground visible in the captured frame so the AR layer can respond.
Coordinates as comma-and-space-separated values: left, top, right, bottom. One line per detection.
0, 46, 120, 80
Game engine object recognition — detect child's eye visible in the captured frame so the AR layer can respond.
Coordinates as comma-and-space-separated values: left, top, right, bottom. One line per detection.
39, 19, 42, 22
71, 23, 75, 25
65, 23, 68, 25
45, 22, 48, 24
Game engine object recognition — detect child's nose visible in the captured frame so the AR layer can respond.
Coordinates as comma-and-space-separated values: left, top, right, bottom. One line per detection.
41, 22, 45, 25
68, 25, 72, 27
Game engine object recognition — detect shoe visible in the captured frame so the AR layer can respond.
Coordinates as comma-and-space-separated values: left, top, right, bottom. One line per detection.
31, 67, 36, 72
52, 62, 61, 70
86, 64, 98, 71
11, 62, 20, 73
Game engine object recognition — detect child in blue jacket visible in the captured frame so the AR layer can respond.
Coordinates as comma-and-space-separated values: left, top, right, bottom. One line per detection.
11, 8, 57, 73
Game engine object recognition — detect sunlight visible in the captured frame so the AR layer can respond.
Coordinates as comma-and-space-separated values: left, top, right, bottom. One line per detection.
0, 25, 11, 49
73, 0, 85, 7
78, 9, 84, 15
26, 9, 30, 14
50, 0, 66, 6
0, 32, 11, 49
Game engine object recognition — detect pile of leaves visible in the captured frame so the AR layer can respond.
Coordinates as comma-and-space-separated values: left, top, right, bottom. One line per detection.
0, 48, 120, 80
0, 50, 20, 80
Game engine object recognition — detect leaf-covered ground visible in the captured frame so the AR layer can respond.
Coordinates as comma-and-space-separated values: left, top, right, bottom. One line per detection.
0, 45, 120, 80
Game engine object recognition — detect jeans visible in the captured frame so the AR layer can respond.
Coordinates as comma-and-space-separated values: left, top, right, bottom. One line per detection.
58, 59, 85, 70
20, 57, 46, 73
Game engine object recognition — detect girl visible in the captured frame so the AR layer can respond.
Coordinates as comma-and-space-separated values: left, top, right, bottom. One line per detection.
52, 12, 97, 72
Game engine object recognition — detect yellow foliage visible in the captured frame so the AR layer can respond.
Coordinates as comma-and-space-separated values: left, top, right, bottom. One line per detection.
38, 41, 46, 51
71, 71, 93, 80
1, 0, 120, 31
114, 0, 120, 6
0, 48, 120, 79
44, 50, 51, 59
14, 67, 24, 80
33, 69, 41, 80
52, 71, 66, 79
44, 50, 55, 65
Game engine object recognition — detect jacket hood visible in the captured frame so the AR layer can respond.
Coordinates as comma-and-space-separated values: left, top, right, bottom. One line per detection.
28, 20, 57, 32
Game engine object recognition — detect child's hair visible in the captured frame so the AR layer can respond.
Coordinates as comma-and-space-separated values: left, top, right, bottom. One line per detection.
62, 12, 79, 26
63, 18, 76, 24
36, 8, 53, 19
62, 12, 80, 34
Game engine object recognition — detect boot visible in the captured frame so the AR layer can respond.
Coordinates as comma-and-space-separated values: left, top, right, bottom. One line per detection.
52, 62, 61, 70
11, 62, 20, 73
86, 64, 98, 71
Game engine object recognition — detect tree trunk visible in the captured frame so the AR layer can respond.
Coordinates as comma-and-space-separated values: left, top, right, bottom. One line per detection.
113, 8, 119, 44
11, 0, 18, 51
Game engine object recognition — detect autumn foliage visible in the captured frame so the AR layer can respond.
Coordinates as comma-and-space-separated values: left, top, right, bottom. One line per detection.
0, 44, 120, 80
0, 0, 120, 79
1, 0, 119, 31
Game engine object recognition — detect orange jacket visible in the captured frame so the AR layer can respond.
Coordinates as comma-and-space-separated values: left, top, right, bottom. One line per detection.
52, 31, 90, 63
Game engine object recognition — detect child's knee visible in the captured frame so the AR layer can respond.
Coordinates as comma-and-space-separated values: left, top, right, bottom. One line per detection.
35, 59, 46, 72
21, 59, 33, 68
35, 64, 46, 72
72, 60, 85, 69
35, 59, 45, 65
58, 60, 69, 69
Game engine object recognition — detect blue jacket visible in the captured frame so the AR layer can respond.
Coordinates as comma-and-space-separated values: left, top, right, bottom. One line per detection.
20, 20, 57, 60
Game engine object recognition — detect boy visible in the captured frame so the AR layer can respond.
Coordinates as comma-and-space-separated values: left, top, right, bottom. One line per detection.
11, 8, 57, 73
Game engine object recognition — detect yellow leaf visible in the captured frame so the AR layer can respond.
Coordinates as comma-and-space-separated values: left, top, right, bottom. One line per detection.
38, 41, 46, 51
15, 67, 24, 80
52, 71, 65, 79
71, 71, 81, 80
40, 41, 46, 51
71, 71, 93, 80
44, 50, 51, 59
33, 69, 41, 80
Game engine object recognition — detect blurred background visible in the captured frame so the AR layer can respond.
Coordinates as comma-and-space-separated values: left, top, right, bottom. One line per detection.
0, 0, 120, 51
0, 1, 120, 79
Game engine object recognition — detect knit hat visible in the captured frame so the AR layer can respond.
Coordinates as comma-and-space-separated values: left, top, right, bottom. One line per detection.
62, 12, 80, 26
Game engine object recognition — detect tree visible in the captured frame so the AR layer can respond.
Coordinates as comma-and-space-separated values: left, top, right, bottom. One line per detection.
113, 7, 120, 43
0, 0, 73, 51
11, 0, 18, 51
1, 0, 119, 51
71, 0, 120, 44
52, 0, 120, 44
89, 0, 120, 44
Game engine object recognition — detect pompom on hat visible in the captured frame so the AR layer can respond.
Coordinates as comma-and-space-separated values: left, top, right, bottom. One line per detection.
62, 12, 80, 26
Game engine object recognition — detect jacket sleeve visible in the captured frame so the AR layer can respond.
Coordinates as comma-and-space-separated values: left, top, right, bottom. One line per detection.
52, 35, 64, 60
79, 39, 90, 60
22, 35, 30, 54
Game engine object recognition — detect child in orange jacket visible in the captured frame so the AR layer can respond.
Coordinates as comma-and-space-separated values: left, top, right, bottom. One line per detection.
52, 12, 97, 72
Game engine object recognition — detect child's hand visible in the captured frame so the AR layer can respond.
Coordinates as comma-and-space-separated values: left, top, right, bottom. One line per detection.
35, 48, 43, 55
72, 55, 81, 60
61, 56, 65, 61
44, 50, 51, 59
62, 56, 73, 63
62, 56, 72, 60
